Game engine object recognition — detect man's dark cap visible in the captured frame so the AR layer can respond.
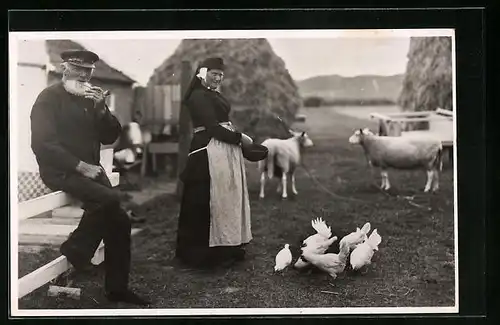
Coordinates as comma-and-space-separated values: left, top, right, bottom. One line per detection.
61, 50, 100, 69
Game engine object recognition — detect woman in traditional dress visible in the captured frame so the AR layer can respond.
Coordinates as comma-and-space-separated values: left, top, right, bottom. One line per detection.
175, 57, 260, 269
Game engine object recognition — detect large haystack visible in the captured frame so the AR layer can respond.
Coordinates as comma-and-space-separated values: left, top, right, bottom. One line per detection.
398, 36, 453, 112
148, 39, 302, 141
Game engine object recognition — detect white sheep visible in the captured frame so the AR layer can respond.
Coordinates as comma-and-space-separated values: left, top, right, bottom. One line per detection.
348, 128, 443, 192
258, 130, 314, 199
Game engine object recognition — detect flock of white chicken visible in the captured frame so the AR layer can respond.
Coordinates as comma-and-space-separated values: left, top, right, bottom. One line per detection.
274, 218, 382, 280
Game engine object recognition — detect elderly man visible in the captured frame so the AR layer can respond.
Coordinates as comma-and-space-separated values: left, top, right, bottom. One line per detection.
30, 49, 150, 306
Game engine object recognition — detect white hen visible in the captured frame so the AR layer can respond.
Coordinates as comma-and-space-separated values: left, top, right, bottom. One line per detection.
274, 244, 293, 272
303, 218, 332, 247
350, 229, 382, 271
301, 240, 350, 279
339, 222, 371, 251
294, 218, 338, 269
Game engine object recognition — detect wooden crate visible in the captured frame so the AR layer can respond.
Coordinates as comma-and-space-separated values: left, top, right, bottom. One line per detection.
141, 142, 179, 177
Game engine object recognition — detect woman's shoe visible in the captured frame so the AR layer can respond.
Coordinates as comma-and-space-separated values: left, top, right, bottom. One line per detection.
232, 248, 246, 261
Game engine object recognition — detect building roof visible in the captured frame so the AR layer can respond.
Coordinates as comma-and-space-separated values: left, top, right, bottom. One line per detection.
46, 39, 136, 84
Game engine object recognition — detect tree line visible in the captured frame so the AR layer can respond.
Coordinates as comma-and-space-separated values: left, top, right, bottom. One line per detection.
303, 96, 396, 107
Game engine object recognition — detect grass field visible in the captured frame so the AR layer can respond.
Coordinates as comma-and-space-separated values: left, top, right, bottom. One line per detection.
17, 105, 456, 311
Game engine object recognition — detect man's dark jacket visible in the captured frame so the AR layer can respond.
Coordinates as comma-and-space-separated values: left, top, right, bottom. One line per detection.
30, 82, 122, 186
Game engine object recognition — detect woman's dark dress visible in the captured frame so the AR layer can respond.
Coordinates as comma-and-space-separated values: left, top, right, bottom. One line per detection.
175, 86, 245, 268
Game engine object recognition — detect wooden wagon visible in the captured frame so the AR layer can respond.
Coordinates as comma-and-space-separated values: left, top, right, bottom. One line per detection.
370, 108, 454, 165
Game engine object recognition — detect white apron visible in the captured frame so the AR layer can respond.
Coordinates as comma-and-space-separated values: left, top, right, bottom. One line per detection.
190, 122, 252, 247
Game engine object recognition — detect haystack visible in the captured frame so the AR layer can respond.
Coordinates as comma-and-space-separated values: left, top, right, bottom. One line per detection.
148, 39, 302, 141
398, 36, 453, 112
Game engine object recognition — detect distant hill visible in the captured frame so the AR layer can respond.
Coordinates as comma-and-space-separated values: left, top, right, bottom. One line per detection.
296, 74, 405, 102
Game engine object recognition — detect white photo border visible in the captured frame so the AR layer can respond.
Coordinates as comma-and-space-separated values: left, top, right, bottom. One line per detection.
9, 28, 458, 317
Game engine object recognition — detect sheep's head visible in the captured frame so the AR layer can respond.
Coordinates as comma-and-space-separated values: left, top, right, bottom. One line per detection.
349, 128, 374, 144
292, 130, 314, 148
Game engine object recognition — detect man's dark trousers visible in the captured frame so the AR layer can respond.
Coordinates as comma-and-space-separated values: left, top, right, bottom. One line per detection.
43, 171, 131, 293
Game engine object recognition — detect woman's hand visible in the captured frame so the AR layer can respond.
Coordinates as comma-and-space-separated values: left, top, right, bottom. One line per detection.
240, 133, 254, 147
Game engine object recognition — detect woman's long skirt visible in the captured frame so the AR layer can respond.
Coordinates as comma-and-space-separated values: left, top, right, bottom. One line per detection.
175, 132, 252, 268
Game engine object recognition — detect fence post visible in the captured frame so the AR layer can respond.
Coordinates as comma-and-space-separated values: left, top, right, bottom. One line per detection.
176, 61, 193, 199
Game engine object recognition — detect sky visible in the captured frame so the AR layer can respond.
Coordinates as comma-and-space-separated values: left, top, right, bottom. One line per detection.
76, 37, 411, 86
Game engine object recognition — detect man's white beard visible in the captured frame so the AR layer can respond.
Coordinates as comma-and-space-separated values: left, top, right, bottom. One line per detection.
63, 79, 91, 96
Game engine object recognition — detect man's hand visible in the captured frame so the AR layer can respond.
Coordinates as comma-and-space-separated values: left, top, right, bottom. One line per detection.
84, 86, 108, 104
76, 161, 103, 179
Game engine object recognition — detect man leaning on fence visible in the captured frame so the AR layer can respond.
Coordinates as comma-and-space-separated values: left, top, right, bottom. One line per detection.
30, 49, 150, 306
